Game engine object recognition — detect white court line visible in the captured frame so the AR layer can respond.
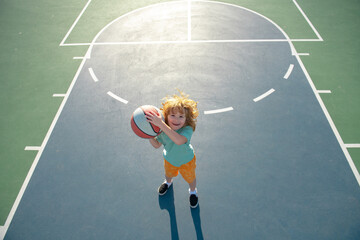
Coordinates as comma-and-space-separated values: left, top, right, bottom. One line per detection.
284, 64, 294, 79
85, 39, 295, 46
58, 0, 322, 48
64, 39, 304, 47
345, 144, 360, 148
52, 94, 66, 97
291, 39, 323, 42
24, 146, 41, 151
107, 91, 129, 104
0, 226, 4, 240
188, 0, 191, 41
73, 57, 84, 60
292, 0, 323, 41
317, 90, 332, 94
62, 43, 92, 46
204, 107, 234, 115
59, 0, 92, 46
60, 39, 323, 47
253, 89, 275, 102
298, 53, 310, 56
88, 68, 99, 82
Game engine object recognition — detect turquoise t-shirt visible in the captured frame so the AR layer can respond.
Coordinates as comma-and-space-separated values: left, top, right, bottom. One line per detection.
156, 126, 195, 167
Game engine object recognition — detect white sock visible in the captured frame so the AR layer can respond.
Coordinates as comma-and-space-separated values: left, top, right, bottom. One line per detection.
166, 181, 172, 187
189, 188, 197, 196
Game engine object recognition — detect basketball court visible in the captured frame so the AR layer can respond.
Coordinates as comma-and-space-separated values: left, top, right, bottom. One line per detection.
2, 1, 360, 239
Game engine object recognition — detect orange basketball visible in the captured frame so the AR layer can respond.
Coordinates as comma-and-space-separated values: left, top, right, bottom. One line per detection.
130, 105, 164, 139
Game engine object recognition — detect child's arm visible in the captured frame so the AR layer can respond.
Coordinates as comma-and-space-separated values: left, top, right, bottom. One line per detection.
149, 137, 162, 149
146, 112, 187, 145
157, 122, 188, 145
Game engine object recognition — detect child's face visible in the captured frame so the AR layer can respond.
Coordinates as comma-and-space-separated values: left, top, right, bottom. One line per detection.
167, 109, 186, 131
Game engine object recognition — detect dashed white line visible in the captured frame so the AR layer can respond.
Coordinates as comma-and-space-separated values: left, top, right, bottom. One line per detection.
345, 144, 360, 148
52, 94, 66, 97
317, 90, 332, 94
107, 91, 129, 104
204, 107, 234, 115
24, 146, 41, 151
88, 68, 99, 82
284, 64, 294, 79
253, 89, 275, 102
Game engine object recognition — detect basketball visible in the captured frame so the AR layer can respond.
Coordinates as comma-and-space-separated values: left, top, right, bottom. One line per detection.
131, 105, 164, 139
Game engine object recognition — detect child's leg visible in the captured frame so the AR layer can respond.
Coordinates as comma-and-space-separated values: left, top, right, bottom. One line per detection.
189, 178, 196, 192
164, 159, 179, 185
159, 160, 178, 195
179, 156, 198, 208
165, 175, 173, 185
179, 156, 197, 192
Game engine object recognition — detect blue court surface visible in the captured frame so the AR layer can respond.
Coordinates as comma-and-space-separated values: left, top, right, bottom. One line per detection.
4, 1, 360, 239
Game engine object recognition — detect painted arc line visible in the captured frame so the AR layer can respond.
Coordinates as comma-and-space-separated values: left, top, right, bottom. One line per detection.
284, 64, 294, 79
107, 91, 129, 104
253, 88, 275, 102
204, 107, 234, 115
188, 0, 191, 41
88, 68, 99, 82
24, 146, 41, 151
87, 0, 297, 57
317, 90, 332, 94
345, 144, 360, 148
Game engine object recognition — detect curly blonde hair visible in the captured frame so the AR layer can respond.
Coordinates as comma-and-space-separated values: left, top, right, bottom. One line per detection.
161, 91, 199, 131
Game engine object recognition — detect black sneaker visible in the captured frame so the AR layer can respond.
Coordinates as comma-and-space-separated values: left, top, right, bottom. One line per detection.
158, 182, 171, 195
190, 194, 199, 208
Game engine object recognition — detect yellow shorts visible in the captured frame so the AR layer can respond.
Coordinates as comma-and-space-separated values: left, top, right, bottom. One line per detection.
164, 155, 196, 184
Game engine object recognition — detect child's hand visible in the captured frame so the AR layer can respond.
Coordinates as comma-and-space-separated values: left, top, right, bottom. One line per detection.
147, 110, 187, 145
146, 111, 164, 128
149, 137, 162, 148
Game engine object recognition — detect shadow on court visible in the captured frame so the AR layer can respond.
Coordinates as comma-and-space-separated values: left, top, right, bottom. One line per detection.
158, 186, 204, 240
